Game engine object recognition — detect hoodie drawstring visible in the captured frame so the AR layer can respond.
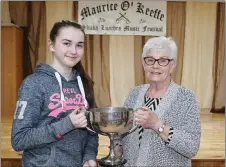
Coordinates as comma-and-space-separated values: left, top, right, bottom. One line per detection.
77, 76, 88, 109
54, 72, 88, 109
55, 72, 65, 109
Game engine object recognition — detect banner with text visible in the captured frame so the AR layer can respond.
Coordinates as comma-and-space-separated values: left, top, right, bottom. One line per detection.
78, 1, 166, 36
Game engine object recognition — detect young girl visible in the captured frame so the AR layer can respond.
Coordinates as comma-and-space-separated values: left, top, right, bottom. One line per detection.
11, 20, 98, 167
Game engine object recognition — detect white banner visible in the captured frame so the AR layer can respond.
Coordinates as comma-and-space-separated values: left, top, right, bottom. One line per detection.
78, 1, 167, 36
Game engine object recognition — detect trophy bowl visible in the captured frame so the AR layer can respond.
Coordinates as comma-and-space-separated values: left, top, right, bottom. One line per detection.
88, 107, 137, 167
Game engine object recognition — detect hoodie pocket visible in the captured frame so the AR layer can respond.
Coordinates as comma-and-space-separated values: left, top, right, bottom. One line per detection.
23, 146, 56, 167
42, 145, 56, 166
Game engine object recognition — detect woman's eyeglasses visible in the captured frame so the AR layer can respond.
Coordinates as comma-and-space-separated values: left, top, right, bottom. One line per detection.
144, 57, 173, 66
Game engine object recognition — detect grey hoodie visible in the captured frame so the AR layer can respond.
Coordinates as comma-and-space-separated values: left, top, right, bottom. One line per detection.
11, 63, 99, 167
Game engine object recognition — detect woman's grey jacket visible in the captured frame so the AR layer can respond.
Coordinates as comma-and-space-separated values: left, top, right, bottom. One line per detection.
122, 80, 201, 167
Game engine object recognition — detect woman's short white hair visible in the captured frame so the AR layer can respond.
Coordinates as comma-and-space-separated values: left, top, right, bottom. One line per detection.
142, 36, 178, 59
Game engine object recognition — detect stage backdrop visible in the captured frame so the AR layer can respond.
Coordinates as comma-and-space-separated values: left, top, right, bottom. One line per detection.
5, 1, 225, 112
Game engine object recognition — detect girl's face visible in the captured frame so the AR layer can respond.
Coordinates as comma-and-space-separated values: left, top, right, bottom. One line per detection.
49, 26, 85, 68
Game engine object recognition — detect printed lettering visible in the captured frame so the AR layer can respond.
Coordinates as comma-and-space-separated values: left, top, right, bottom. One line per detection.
14, 101, 27, 119
48, 90, 86, 118
48, 93, 61, 109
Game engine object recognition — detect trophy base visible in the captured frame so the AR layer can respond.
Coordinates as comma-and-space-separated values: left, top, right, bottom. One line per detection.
98, 159, 126, 167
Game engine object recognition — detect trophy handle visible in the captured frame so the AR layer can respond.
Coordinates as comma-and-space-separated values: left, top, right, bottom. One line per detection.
128, 123, 138, 134
127, 107, 139, 134
83, 110, 97, 133
127, 115, 139, 134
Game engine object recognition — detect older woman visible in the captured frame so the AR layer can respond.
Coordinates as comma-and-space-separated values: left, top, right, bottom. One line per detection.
118, 36, 201, 167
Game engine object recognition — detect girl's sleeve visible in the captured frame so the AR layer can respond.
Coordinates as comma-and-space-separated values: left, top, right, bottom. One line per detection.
11, 76, 75, 151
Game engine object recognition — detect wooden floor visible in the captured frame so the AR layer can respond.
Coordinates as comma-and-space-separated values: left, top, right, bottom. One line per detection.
1, 112, 225, 167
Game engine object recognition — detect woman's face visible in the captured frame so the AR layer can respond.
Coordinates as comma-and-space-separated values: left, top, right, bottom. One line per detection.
49, 26, 85, 68
142, 49, 176, 83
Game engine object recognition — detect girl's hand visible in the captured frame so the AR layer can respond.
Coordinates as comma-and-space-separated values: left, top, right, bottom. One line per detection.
69, 108, 87, 128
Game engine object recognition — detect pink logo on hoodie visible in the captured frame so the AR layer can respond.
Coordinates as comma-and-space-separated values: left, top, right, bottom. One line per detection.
47, 88, 85, 117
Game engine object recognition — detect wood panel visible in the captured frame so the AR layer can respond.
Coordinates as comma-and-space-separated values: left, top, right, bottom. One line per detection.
1, 24, 23, 120
1, 159, 21, 167
192, 159, 225, 167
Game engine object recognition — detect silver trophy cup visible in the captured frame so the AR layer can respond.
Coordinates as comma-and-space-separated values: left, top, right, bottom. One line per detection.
86, 107, 138, 167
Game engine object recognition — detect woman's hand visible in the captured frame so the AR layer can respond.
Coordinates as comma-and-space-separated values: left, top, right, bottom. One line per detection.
69, 108, 87, 128
134, 106, 162, 131
88, 160, 97, 167
83, 160, 97, 167
114, 140, 123, 158
83, 161, 89, 167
